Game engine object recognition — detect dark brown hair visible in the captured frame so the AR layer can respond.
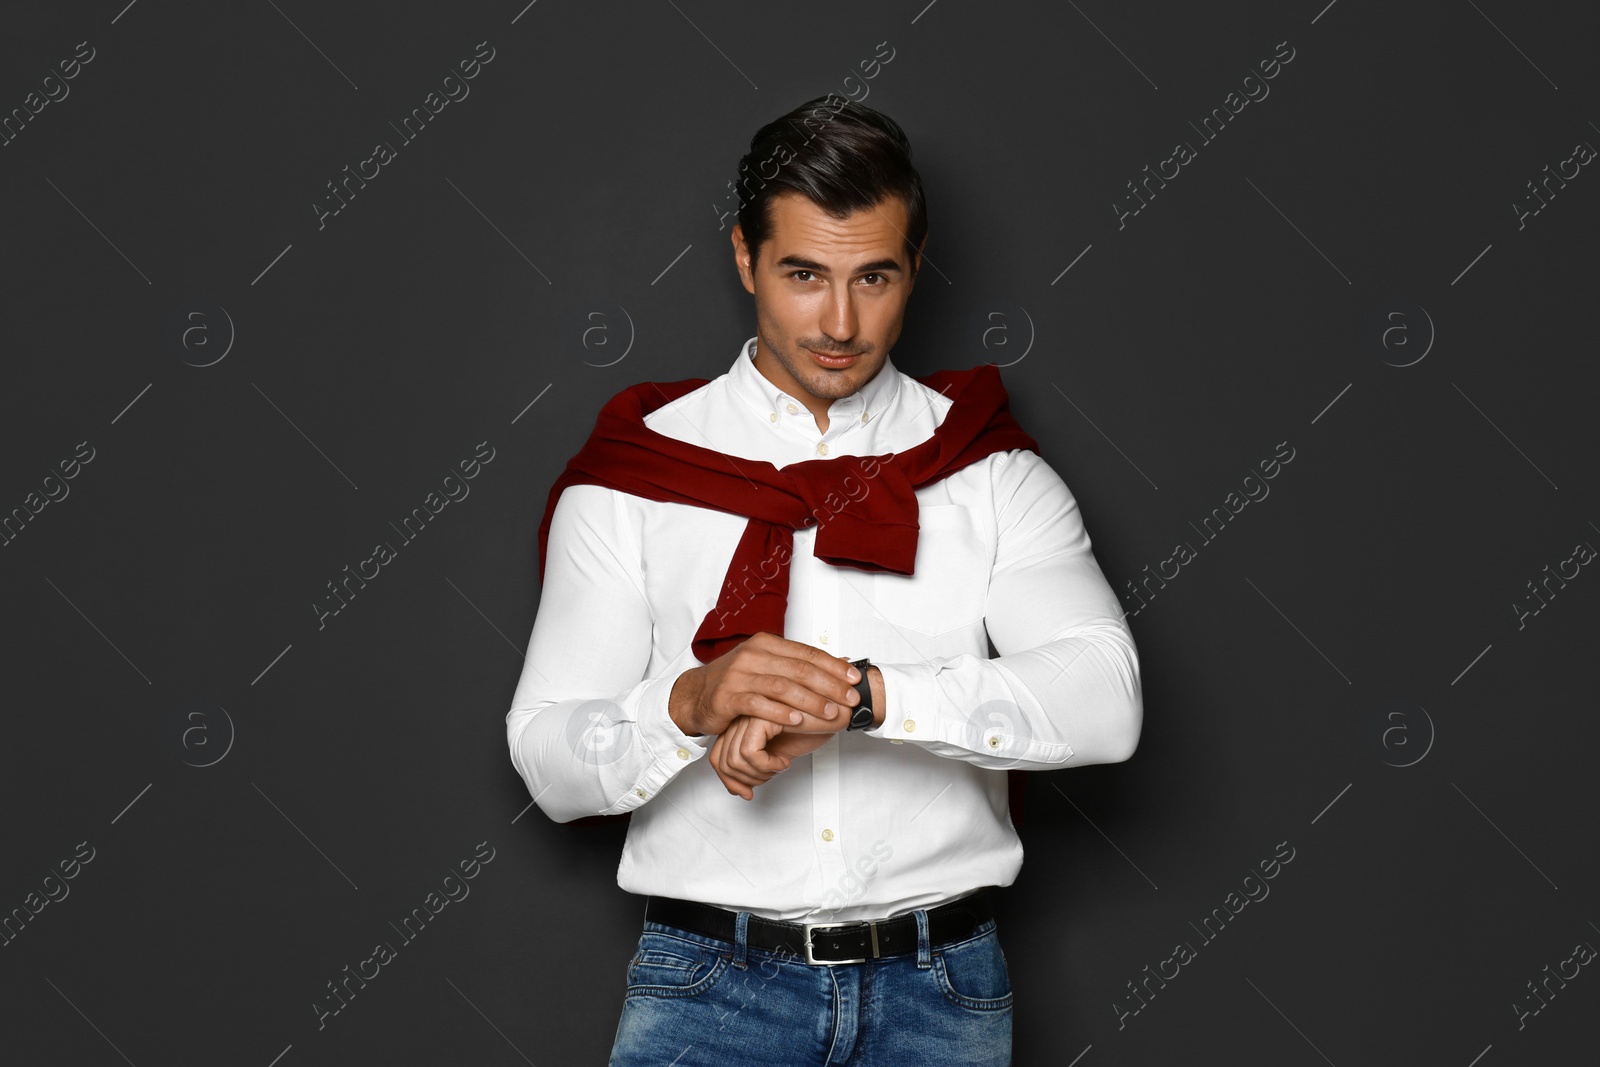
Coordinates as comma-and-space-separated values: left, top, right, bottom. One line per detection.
735, 96, 928, 276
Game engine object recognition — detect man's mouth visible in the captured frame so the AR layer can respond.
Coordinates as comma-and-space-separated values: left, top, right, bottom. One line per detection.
807, 348, 858, 369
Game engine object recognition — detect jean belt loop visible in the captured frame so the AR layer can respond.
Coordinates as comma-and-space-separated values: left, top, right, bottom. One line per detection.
914, 908, 932, 969
732, 910, 750, 970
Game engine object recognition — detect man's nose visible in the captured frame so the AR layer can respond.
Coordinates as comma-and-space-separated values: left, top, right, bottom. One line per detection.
820, 289, 859, 342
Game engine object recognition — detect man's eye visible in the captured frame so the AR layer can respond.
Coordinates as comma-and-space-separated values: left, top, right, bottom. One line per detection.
791, 270, 813, 281
860, 273, 883, 285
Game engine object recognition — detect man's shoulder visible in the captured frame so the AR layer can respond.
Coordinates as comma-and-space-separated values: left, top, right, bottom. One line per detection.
619, 373, 722, 431
899, 361, 1015, 415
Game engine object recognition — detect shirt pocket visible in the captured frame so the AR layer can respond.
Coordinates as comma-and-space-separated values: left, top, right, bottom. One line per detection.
866, 503, 989, 641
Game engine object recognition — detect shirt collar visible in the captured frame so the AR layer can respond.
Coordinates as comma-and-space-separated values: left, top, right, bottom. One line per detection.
728, 335, 902, 435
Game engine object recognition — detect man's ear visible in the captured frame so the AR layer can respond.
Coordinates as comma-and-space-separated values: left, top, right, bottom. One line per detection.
732, 225, 756, 295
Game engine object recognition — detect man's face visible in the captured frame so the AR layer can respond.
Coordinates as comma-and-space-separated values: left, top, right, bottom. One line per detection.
733, 190, 925, 422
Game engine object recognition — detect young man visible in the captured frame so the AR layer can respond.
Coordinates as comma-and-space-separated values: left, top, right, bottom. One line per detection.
506, 97, 1142, 1066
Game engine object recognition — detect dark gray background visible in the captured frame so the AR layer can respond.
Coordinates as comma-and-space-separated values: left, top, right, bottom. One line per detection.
3, 1, 1597, 1064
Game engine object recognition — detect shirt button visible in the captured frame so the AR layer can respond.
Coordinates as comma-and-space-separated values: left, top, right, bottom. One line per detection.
862, 411, 870, 423
676, 747, 690, 759
987, 737, 1000, 749
903, 719, 916, 733
818, 632, 830, 645
890, 739, 904, 745
635, 788, 647, 798
817, 443, 830, 456
769, 412, 778, 423
821, 829, 835, 842
786, 403, 800, 414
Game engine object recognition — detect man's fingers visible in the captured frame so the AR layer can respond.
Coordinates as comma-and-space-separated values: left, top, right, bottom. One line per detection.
726, 681, 853, 735
705, 637, 859, 738
713, 721, 758, 780
758, 686, 853, 734
748, 646, 861, 721
736, 723, 790, 776
709, 734, 755, 799
718, 769, 752, 801
726, 717, 784, 779
783, 644, 863, 700
709, 716, 796, 800
711, 718, 776, 799
738, 693, 825, 729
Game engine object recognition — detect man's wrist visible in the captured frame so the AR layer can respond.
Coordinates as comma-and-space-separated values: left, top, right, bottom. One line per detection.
867, 665, 885, 729
668, 667, 705, 736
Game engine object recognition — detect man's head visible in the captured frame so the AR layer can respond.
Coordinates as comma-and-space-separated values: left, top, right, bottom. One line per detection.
730, 98, 928, 426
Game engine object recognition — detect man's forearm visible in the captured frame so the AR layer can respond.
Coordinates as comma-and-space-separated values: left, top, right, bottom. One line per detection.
669, 666, 706, 736
867, 665, 885, 728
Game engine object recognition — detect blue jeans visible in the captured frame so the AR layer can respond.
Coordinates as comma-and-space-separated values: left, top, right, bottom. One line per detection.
607, 906, 1013, 1066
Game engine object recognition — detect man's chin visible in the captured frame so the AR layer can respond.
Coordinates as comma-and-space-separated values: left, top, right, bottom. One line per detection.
801, 375, 858, 400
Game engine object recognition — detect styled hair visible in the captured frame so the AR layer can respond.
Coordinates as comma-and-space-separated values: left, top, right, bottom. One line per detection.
735, 96, 927, 276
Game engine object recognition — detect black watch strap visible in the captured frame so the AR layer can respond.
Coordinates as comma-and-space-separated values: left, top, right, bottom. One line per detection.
846, 658, 874, 730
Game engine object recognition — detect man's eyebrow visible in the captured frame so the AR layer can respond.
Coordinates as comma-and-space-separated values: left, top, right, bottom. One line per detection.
774, 255, 904, 275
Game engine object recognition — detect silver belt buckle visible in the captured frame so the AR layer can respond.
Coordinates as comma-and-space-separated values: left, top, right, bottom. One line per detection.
802, 919, 880, 965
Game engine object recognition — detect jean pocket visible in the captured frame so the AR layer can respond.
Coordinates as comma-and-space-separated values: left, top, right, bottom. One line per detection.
932, 925, 1013, 1012
624, 933, 731, 1000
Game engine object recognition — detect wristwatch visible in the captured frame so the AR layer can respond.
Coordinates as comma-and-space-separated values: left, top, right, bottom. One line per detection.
846, 658, 875, 730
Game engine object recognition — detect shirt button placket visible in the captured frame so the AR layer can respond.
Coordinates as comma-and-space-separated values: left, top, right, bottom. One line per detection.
810, 543, 847, 892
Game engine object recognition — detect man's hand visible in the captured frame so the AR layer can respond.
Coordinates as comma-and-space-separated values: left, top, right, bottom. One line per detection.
669, 631, 862, 739
708, 713, 846, 800
706, 664, 885, 800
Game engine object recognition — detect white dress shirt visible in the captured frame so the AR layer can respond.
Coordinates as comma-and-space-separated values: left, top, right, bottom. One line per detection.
506, 336, 1142, 922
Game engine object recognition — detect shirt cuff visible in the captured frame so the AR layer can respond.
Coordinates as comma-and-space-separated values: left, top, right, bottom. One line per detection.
628, 652, 714, 803
862, 661, 939, 743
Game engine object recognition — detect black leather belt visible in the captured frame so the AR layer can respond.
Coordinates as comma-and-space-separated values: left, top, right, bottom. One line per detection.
644, 887, 994, 965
